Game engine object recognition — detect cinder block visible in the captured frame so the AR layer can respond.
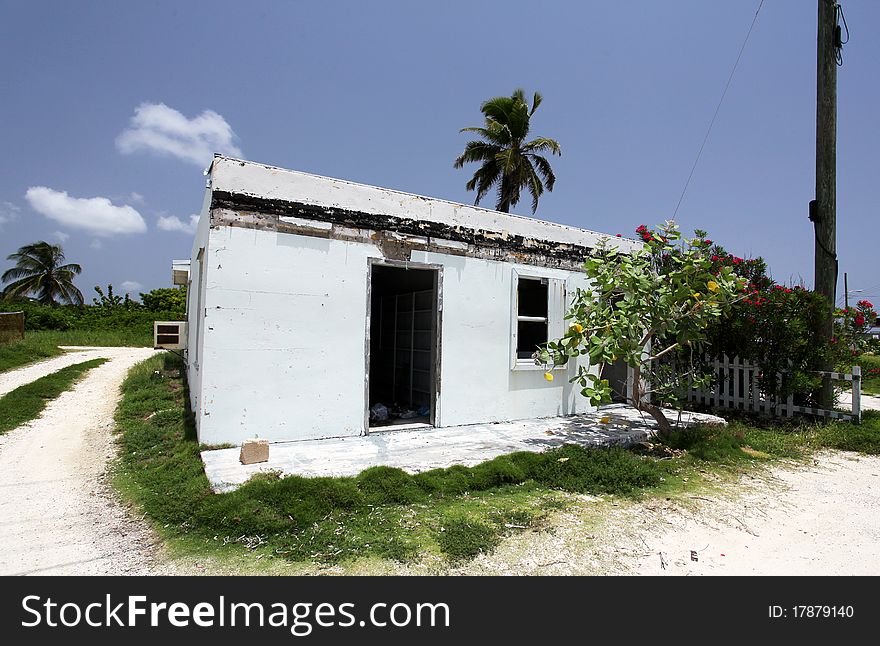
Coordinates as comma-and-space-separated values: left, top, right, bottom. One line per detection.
240, 438, 269, 465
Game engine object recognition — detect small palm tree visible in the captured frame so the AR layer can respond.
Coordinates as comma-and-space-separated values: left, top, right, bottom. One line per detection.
454, 88, 561, 214
2, 241, 84, 305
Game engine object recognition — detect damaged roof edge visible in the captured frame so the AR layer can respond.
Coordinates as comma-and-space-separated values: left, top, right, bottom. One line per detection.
208, 154, 641, 253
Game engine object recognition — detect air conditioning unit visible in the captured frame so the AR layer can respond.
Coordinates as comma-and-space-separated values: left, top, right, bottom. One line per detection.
154, 321, 187, 350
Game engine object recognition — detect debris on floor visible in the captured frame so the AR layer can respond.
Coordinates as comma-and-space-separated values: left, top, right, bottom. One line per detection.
369, 403, 389, 422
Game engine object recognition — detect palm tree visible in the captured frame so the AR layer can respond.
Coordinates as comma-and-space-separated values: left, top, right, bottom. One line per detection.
2, 241, 84, 305
454, 89, 561, 214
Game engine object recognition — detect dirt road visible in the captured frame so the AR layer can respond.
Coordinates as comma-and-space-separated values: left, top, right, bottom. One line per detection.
0, 347, 179, 576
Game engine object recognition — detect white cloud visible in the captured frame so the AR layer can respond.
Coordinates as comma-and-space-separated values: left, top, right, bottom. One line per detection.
25, 187, 147, 236
116, 102, 242, 167
120, 280, 143, 293
129, 191, 145, 203
90, 239, 103, 250
52, 231, 70, 243
157, 213, 199, 235
0, 201, 20, 228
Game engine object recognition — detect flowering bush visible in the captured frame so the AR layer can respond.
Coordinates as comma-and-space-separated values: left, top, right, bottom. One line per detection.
702, 246, 870, 403
833, 300, 877, 357
536, 221, 744, 437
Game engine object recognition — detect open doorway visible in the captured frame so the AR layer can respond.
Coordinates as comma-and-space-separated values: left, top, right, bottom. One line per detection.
604, 357, 631, 403
367, 263, 439, 431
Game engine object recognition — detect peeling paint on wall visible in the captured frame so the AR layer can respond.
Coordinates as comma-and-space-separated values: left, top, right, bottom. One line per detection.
211, 196, 594, 270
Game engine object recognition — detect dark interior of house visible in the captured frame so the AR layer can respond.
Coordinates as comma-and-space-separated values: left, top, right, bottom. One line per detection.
368, 265, 436, 428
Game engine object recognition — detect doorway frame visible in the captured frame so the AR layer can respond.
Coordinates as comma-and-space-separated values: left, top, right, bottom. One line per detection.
364, 257, 443, 434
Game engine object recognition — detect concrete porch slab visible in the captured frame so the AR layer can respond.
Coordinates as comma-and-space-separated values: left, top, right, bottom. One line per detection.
200, 404, 726, 493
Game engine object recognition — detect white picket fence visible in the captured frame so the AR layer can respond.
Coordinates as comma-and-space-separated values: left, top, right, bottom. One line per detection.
684, 355, 862, 422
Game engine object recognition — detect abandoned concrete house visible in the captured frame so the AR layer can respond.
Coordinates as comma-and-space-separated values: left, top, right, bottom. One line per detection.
176, 155, 638, 446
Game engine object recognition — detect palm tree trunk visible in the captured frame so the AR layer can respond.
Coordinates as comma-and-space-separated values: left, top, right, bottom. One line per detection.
497, 175, 512, 213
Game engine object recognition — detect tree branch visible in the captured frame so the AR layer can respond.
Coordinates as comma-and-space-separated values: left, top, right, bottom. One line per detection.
648, 342, 680, 362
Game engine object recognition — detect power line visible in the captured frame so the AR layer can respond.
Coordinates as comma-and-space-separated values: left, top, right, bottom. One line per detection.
672, 0, 765, 219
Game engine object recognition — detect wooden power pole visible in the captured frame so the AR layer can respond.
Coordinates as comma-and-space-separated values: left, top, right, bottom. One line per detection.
813, 0, 839, 408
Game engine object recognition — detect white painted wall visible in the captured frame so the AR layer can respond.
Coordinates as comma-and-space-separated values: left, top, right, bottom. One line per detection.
412, 250, 592, 427
186, 188, 213, 421
194, 225, 383, 444
190, 224, 596, 445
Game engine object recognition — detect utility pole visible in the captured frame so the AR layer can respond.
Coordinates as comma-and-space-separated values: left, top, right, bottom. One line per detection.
813, 0, 839, 408
844, 272, 849, 309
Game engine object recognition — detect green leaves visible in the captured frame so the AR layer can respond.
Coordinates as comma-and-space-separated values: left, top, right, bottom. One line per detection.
2, 241, 84, 306
455, 89, 560, 214
580, 375, 612, 407
539, 222, 743, 410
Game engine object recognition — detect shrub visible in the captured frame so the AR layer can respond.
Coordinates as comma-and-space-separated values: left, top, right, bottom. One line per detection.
834, 300, 878, 360
141, 287, 186, 316
701, 245, 845, 405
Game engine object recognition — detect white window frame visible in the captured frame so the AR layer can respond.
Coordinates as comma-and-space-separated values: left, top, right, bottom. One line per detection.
510, 270, 566, 371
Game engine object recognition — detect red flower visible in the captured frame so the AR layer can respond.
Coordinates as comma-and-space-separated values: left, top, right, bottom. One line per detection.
858, 299, 874, 309
615, 233, 622, 237
704, 239, 712, 245
855, 314, 866, 327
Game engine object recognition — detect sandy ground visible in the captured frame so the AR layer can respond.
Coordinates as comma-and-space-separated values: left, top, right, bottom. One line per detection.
619, 452, 880, 575
0, 347, 182, 576
448, 451, 880, 576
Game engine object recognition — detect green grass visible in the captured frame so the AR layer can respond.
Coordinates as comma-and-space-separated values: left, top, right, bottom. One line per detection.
0, 328, 151, 374
856, 354, 880, 396
674, 411, 880, 460
0, 333, 64, 373
436, 517, 500, 561
0, 358, 107, 433
113, 354, 880, 569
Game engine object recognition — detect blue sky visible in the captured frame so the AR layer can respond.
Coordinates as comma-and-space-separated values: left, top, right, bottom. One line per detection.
1, 1, 877, 306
